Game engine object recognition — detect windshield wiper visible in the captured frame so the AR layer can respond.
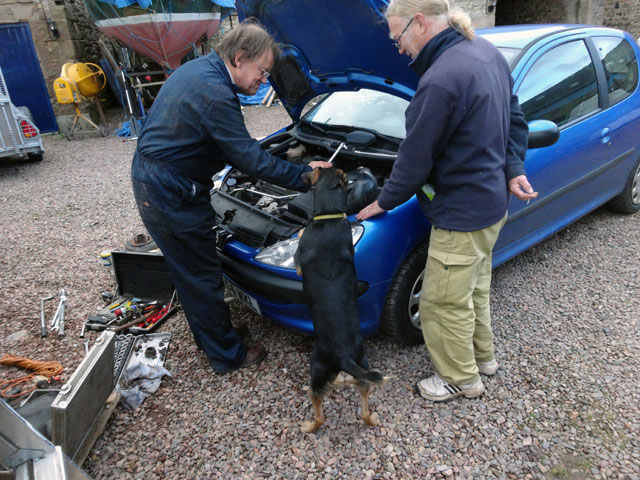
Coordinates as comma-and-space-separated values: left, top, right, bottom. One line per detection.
300, 120, 402, 147
342, 125, 403, 146
300, 119, 333, 136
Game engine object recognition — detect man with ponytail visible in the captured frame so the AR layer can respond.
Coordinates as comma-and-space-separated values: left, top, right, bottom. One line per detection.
357, 0, 537, 402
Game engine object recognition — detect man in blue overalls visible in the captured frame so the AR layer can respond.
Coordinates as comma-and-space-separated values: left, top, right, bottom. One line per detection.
131, 21, 331, 374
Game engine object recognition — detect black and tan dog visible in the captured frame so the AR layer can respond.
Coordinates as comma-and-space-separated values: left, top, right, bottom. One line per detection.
295, 167, 385, 433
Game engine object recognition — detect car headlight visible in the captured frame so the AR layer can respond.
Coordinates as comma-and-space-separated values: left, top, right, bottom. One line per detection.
255, 224, 364, 269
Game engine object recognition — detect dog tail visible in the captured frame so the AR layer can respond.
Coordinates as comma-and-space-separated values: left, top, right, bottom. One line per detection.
341, 359, 385, 384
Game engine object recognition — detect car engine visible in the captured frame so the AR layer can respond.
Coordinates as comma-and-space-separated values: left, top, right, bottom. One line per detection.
210, 129, 397, 248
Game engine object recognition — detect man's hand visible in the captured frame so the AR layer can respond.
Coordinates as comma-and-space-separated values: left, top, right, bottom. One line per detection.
356, 200, 386, 221
308, 161, 333, 169
509, 175, 538, 202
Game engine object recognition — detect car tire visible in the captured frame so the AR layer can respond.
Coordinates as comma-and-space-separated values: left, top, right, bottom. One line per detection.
607, 156, 640, 214
381, 240, 428, 345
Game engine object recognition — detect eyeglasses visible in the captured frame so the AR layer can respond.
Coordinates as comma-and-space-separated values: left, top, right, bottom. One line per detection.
254, 60, 270, 80
393, 16, 415, 49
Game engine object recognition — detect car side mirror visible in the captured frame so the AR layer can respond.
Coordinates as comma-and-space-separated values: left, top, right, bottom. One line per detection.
527, 119, 559, 149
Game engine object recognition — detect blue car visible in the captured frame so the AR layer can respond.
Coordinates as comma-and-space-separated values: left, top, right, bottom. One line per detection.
211, 2, 640, 344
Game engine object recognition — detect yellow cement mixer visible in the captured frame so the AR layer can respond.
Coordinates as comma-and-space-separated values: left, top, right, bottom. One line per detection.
54, 62, 108, 139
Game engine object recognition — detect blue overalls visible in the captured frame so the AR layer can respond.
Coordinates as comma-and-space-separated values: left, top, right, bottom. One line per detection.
131, 52, 310, 373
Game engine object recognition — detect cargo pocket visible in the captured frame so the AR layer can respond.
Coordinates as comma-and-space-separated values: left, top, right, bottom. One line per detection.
425, 248, 477, 305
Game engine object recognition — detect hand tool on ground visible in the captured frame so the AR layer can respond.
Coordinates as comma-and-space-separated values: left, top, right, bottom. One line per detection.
84, 340, 90, 355
40, 295, 54, 337
79, 322, 86, 338
51, 288, 67, 337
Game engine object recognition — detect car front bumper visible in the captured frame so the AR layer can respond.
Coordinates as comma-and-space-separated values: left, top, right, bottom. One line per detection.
218, 248, 383, 336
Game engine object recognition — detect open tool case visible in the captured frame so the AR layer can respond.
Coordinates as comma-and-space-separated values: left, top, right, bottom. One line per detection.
85, 250, 179, 334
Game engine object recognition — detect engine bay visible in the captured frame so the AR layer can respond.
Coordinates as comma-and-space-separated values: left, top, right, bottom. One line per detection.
210, 128, 398, 248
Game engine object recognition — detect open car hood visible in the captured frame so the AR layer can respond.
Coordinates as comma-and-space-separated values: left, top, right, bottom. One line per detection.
235, 0, 418, 120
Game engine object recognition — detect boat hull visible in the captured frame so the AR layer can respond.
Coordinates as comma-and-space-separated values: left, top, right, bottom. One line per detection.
94, 12, 221, 70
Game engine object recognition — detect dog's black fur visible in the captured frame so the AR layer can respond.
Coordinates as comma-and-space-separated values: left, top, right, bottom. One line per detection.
295, 167, 385, 433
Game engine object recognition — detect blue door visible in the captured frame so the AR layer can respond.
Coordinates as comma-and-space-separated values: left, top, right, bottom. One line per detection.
0, 23, 58, 133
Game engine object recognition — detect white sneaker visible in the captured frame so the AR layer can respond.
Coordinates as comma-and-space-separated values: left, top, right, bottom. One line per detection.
415, 373, 484, 402
477, 359, 499, 375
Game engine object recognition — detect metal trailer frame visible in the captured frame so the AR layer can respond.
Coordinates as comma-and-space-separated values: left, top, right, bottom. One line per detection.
0, 65, 45, 160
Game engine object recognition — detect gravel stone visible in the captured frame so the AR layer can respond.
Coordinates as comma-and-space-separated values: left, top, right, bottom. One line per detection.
0, 105, 639, 479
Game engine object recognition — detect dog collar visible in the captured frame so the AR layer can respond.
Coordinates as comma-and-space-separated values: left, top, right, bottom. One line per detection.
312, 213, 347, 221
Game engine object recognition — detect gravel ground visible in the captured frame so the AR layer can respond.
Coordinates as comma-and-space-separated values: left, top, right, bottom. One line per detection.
1, 104, 639, 479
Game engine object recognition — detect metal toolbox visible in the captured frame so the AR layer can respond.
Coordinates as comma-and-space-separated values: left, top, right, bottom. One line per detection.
85, 250, 179, 334
51, 331, 116, 463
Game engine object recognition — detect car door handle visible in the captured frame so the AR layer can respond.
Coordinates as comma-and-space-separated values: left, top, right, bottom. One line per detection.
601, 127, 611, 146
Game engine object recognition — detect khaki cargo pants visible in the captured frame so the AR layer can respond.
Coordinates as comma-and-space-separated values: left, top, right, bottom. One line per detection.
419, 213, 507, 385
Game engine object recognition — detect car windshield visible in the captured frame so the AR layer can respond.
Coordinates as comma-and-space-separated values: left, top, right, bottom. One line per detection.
302, 89, 409, 140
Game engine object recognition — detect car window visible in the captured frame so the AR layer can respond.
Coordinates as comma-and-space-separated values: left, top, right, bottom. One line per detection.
303, 89, 409, 139
517, 40, 599, 128
592, 36, 639, 106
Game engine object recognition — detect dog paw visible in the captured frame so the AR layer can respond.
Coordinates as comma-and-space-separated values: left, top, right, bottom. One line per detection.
364, 412, 380, 427
301, 421, 320, 433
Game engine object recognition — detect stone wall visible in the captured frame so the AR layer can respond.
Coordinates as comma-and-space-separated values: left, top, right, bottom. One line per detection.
64, 0, 104, 62
451, 0, 496, 29
0, 0, 106, 122
495, 0, 640, 39
495, 0, 600, 26
603, 0, 640, 40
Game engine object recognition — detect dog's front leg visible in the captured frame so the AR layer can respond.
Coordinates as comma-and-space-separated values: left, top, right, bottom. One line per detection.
301, 392, 326, 433
357, 383, 380, 427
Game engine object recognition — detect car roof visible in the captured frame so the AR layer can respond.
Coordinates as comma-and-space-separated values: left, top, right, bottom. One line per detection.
478, 24, 572, 49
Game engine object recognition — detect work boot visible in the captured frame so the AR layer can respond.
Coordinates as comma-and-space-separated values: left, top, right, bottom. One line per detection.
239, 344, 267, 369
235, 322, 250, 339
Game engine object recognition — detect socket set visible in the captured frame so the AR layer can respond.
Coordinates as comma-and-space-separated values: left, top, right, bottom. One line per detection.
113, 334, 135, 386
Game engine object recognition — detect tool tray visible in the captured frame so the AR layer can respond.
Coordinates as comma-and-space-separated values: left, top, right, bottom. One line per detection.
85, 250, 179, 334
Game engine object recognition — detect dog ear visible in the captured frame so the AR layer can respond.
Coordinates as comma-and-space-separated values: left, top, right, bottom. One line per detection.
302, 168, 321, 186
327, 169, 347, 189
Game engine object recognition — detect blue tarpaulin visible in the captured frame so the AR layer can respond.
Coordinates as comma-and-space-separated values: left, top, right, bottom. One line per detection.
237, 82, 271, 105
116, 119, 143, 137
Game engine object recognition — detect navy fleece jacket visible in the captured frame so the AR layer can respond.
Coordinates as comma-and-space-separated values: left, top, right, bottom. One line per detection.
377, 28, 528, 231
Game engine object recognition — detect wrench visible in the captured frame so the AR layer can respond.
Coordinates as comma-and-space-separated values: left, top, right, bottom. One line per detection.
40, 296, 54, 338
51, 288, 67, 337
327, 142, 346, 163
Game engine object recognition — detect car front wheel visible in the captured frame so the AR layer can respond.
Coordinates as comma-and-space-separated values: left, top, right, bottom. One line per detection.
608, 156, 640, 214
381, 240, 428, 345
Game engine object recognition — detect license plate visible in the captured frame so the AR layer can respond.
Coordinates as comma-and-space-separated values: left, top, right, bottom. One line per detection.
224, 279, 261, 316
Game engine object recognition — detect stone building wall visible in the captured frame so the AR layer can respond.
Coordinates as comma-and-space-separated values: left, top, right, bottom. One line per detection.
451, 0, 496, 29
495, 0, 640, 39
0, 0, 106, 121
495, 0, 602, 27
602, 0, 640, 40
